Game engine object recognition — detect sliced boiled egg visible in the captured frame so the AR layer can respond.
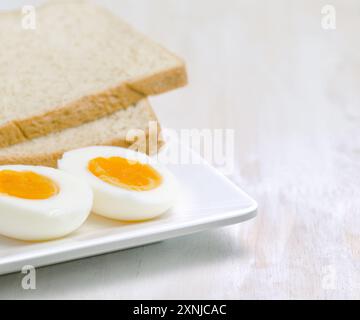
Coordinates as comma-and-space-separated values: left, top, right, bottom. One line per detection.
58, 146, 178, 221
0, 165, 93, 241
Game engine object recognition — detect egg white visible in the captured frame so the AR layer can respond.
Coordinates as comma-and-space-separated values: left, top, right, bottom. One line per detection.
58, 146, 178, 221
0, 165, 93, 241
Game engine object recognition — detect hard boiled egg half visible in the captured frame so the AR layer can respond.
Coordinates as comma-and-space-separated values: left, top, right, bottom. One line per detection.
0, 165, 93, 241
58, 146, 178, 221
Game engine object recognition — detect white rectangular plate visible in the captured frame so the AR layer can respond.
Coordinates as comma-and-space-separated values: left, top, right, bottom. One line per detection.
0, 141, 257, 275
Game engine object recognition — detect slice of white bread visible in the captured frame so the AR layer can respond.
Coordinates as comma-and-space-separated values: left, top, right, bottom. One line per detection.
0, 100, 163, 168
0, 0, 186, 147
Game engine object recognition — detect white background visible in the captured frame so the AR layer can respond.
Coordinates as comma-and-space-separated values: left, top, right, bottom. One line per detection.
0, 0, 359, 299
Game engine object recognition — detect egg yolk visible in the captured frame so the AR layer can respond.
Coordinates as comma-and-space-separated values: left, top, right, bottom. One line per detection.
88, 156, 162, 191
0, 170, 59, 200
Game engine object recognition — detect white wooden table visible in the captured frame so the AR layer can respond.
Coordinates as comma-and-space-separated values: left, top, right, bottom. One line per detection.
0, 0, 359, 299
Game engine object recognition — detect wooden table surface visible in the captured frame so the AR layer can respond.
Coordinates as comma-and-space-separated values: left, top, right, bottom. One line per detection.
0, 0, 359, 299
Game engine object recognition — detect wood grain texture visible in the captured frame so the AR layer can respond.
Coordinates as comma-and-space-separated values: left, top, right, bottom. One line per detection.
0, 0, 359, 299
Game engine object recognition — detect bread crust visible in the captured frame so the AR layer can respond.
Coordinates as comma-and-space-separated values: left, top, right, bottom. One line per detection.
0, 122, 27, 148
0, 100, 165, 167
0, 63, 186, 147
0, 136, 164, 168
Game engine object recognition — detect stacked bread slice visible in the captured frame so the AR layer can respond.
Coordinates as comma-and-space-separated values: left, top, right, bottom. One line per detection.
0, 0, 187, 166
